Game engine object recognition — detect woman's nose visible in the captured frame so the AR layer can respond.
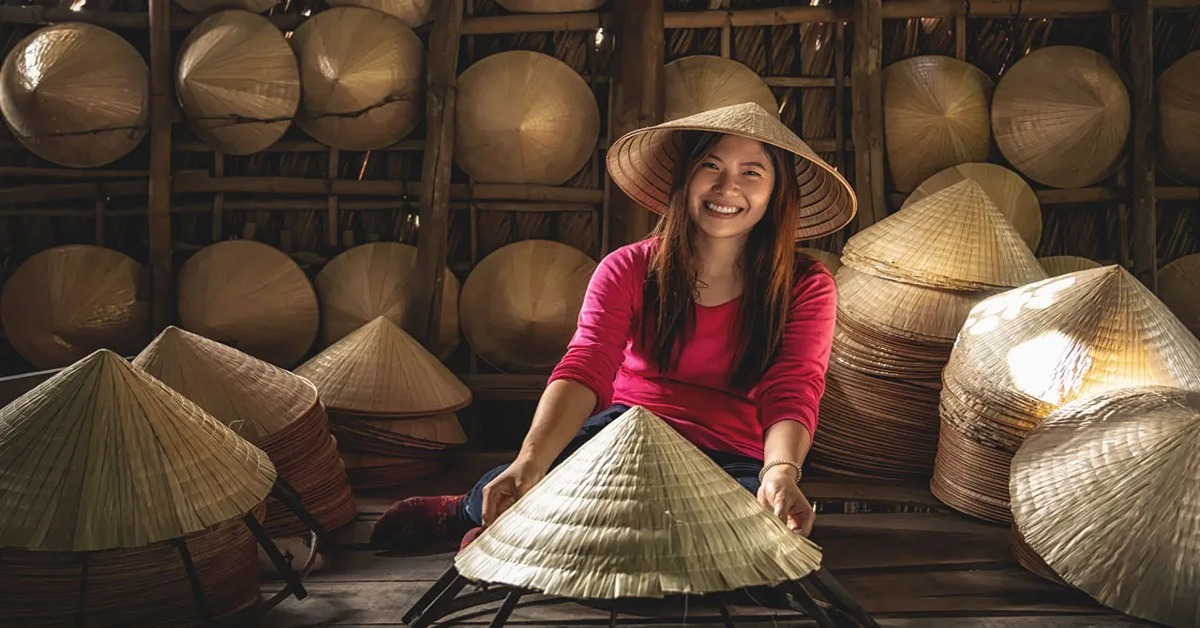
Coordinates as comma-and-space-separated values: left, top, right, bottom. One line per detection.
712, 171, 737, 194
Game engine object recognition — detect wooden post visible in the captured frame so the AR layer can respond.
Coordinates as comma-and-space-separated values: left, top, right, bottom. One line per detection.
1129, 0, 1157, 290
851, 0, 886, 228
148, 0, 173, 333
409, 0, 463, 346
607, 0, 664, 248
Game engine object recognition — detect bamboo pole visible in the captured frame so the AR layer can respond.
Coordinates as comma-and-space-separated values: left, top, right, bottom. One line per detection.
148, 0, 173, 333
1130, 0, 1157, 289
852, 0, 887, 228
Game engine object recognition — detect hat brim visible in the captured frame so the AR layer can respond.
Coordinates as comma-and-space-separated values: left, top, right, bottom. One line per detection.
606, 102, 858, 241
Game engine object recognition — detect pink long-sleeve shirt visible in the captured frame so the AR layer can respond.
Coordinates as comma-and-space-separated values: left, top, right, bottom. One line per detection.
548, 237, 838, 461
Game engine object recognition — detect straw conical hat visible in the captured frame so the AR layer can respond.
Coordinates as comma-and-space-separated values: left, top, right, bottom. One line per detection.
835, 265, 984, 341
992, 46, 1130, 188
133, 326, 318, 443
0, 245, 149, 370
460, 240, 596, 373
664, 55, 777, 122
0, 23, 148, 168
882, 55, 993, 193
1158, 253, 1200, 338
1011, 386, 1200, 628
292, 7, 425, 151
455, 405, 823, 599
314, 242, 460, 360
1156, 51, 1200, 184
1039, 255, 1101, 277
176, 10, 300, 155
903, 163, 1041, 250
841, 179, 1045, 290
797, 247, 842, 275
956, 265, 1200, 410
0, 349, 276, 552
495, 0, 606, 11
607, 102, 856, 241
325, 0, 432, 27
295, 316, 472, 415
455, 51, 600, 185
174, 0, 278, 14
176, 240, 319, 368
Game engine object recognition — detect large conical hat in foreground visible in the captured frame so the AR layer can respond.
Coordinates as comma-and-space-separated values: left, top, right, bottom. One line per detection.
1158, 253, 1200, 338
1038, 255, 1101, 277
133, 326, 318, 443
1156, 51, 1200, 184
664, 55, 777, 122
0, 245, 149, 370
325, 0, 432, 27
841, 178, 1046, 291
176, 10, 300, 155
0, 350, 276, 552
295, 316, 472, 415
0, 23, 149, 168
455, 405, 823, 599
882, 55, 993, 193
1011, 386, 1200, 628
903, 163, 1042, 251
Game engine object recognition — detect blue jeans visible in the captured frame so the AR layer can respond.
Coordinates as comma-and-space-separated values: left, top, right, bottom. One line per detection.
461, 404, 764, 526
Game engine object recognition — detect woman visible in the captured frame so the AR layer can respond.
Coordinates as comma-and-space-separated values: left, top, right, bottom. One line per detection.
372, 102, 856, 551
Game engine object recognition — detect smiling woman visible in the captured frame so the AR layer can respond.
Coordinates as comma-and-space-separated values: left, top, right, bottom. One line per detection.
371, 102, 857, 563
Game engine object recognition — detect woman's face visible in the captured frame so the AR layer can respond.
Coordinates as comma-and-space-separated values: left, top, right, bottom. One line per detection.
685, 134, 776, 244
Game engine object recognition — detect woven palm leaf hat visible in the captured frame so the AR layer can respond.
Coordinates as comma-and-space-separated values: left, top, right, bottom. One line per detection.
664, 55, 778, 122
607, 102, 857, 241
325, 0, 432, 27
1158, 253, 1200, 339
1010, 386, 1200, 628
1038, 255, 1102, 278
134, 326, 357, 537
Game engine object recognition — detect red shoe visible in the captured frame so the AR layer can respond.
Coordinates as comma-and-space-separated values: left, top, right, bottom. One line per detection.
370, 494, 469, 550
459, 526, 484, 550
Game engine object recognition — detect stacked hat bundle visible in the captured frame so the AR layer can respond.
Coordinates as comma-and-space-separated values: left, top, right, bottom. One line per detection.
933, 265, 1200, 523
810, 179, 1046, 480
0, 350, 279, 626
133, 326, 357, 539
295, 317, 472, 490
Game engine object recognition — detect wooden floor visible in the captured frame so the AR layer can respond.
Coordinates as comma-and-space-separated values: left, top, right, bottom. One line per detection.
259, 454, 1148, 627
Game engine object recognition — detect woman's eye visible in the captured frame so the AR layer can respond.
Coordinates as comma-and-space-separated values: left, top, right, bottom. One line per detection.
701, 161, 718, 170
744, 170, 762, 177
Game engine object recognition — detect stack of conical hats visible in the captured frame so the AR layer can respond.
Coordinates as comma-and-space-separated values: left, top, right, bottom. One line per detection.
456, 405, 824, 599
0, 349, 275, 625
902, 163, 1042, 251
1010, 386, 1200, 628
934, 265, 1200, 523
133, 326, 357, 538
294, 317, 472, 490
810, 179, 1045, 480
1158, 253, 1199, 339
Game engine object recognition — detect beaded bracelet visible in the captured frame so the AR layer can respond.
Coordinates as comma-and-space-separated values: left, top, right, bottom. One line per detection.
758, 459, 803, 485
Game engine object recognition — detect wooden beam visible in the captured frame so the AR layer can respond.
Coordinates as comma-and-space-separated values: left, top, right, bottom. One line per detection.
409, 0, 463, 347
851, 0, 887, 228
148, 0, 173, 334
607, 0, 664, 248
1130, 0, 1157, 290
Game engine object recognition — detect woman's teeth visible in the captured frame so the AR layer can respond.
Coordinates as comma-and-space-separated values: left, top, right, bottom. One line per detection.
704, 201, 741, 215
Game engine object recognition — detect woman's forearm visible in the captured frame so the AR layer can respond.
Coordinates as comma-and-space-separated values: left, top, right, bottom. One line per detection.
762, 420, 814, 480
515, 378, 598, 472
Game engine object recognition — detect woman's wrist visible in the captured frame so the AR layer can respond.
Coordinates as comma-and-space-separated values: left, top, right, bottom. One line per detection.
759, 459, 803, 484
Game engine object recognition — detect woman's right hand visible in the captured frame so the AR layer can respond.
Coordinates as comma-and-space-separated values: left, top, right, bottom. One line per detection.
481, 457, 547, 527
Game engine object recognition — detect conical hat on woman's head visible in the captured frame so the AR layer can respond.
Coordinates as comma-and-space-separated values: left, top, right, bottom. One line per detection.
606, 102, 856, 241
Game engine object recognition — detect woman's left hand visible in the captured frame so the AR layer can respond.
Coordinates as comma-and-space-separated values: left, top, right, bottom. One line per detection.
757, 466, 815, 536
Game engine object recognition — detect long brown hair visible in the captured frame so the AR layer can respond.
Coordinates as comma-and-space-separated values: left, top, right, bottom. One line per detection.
639, 131, 804, 391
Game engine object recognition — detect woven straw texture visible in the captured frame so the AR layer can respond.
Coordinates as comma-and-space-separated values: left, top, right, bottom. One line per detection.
325, 0, 432, 27
992, 46, 1130, 188
455, 405, 823, 599
460, 240, 596, 373
0, 23, 148, 168
295, 316, 472, 415
1038, 255, 1102, 277
1010, 386, 1199, 628
174, 0, 277, 13
882, 55, 993, 193
133, 326, 317, 442
495, 0, 606, 11
314, 242, 460, 360
176, 10, 300, 155
664, 55, 777, 122
1156, 51, 1200, 183
1158, 253, 1199, 338
0, 245, 149, 370
455, 50, 600, 185
797, 247, 842, 275
0, 350, 276, 552
292, 7, 425, 150
841, 179, 1045, 290
836, 266, 984, 341
903, 162, 1042, 251
607, 102, 856, 241
176, 240, 319, 368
